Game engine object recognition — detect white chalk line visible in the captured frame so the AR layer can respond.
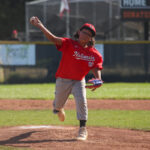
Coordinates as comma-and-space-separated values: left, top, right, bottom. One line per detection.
16, 125, 75, 130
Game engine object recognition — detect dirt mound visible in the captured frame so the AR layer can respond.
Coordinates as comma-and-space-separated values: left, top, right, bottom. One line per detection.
0, 126, 150, 150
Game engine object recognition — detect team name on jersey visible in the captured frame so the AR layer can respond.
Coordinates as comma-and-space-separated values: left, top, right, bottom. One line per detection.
73, 51, 95, 62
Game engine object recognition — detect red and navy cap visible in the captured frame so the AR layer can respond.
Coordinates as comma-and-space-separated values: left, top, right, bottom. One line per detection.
80, 23, 96, 37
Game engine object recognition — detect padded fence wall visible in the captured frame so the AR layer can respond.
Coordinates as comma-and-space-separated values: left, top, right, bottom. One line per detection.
0, 41, 149, 83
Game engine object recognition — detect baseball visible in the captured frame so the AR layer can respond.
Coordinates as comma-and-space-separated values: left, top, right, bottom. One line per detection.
30, 16, 36, 23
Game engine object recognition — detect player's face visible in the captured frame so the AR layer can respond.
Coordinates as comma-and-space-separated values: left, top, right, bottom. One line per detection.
78, 29, 92, 44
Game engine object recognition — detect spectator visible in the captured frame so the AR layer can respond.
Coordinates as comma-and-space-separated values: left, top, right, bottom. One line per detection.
10, 29, 20, 41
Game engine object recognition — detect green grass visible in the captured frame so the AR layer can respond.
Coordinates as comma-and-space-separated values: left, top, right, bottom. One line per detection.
0, 110, 150, 131
0, 146, 30, 150
88, 82, 150, 100
0, 84, 55, 100
0, 83, 150, 100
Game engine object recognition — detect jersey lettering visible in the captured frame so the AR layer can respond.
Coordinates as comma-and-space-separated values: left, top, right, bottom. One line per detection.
73, 51, 95, 62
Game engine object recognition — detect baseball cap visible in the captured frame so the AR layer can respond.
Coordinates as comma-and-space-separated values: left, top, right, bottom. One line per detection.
12, 30, 18, 34
80, 23, 96, 37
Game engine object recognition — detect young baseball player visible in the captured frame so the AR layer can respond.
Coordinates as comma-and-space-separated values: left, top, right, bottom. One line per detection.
30, 16, 103, 141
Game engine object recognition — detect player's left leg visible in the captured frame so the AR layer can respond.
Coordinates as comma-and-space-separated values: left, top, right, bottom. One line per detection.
53, 78, 73, 121
71, 78, 88, 140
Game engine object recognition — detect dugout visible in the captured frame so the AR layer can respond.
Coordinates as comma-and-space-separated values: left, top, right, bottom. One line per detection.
0, 41, 149, 83
103, 41, 150, 82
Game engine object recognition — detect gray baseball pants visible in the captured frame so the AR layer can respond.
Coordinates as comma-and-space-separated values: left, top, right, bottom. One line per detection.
53, 78, 88, 120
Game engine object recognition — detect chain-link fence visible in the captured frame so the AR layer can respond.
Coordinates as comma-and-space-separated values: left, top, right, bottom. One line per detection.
25, 0, 145, 41
103, 42, 150, 82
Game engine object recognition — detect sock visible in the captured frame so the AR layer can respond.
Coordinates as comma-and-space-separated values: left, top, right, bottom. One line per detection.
80, 120, 87, 127
53, 109, 60, 114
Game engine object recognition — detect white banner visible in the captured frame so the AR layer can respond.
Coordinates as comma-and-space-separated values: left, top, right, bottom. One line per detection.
95, 44, 104, 61
0, 44, 36, 65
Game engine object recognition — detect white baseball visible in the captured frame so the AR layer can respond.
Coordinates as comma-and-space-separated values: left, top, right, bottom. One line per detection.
30, 16, 36, 22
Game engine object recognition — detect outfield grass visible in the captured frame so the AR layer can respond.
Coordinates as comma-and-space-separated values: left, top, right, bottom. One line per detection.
0, 110, 150, 131
0, 83, 150, 100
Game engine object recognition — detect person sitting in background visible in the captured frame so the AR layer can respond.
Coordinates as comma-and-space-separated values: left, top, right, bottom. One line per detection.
10, 29, 20, 41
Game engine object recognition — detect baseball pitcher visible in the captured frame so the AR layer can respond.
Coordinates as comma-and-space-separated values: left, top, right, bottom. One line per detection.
30, 16, 103, 141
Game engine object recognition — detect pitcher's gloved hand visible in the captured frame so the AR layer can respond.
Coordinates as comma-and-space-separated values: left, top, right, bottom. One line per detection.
85, 78, 103, 91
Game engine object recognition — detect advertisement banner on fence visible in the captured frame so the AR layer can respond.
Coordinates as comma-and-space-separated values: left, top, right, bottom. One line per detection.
0, 44, 36, 65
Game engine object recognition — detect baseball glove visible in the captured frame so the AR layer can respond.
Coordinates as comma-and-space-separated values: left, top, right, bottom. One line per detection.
85, 78, 103, 91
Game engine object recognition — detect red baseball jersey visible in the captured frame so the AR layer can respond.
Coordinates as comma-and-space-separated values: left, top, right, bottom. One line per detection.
55, 38, 103, 80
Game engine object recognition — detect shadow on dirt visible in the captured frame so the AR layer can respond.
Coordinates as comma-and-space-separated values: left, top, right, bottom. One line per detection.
0, 131, 77, 146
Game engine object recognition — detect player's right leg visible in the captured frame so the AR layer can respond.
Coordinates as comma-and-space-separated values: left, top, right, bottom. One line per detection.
53, 78, 73, 122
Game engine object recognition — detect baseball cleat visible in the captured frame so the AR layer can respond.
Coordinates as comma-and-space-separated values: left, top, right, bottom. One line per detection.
77, 127, 88, 141
57, 109, 65, 122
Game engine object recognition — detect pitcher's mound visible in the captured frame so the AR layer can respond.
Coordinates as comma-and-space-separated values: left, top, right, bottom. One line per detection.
0, 126, 150, 150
